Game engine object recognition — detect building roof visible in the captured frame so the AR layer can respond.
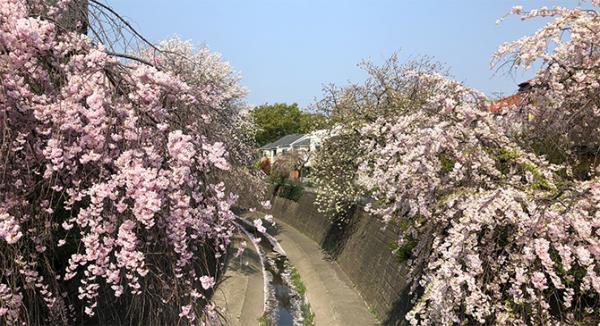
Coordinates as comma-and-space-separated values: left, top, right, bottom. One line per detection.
291, 138, 311, 147
487, 80, 533, 113
488, 93, 522, 113
260, 133, 305, 149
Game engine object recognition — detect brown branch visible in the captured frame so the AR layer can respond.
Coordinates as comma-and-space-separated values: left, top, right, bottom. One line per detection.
106, 51, 156, 67
88, 0, 161, 53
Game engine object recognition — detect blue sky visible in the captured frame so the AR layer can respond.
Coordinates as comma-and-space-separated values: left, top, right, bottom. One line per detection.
107, 0, 577, 108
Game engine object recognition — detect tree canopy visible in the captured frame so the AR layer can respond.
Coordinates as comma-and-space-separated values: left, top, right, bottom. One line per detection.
251, 103, 327, 146
0, 2, 264, 324
310, 2, 600, 324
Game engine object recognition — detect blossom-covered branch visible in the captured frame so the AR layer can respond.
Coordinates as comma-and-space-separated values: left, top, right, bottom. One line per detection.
0, 1, 262, 324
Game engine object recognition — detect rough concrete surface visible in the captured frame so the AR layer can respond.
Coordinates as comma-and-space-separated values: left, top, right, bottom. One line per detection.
213, 236, 264, 326
273, 219, 379, 325
270, 193, 411, 325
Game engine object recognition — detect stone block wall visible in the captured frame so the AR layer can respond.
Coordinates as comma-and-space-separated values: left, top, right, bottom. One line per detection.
270, 192, 411, 325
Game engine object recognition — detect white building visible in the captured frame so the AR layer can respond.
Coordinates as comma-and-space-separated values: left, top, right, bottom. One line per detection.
260, 130, 328, 167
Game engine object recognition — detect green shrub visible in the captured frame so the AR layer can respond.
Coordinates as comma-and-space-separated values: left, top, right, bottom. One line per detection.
277, 179, 304, 201
302, 179, 314, 188
389, 236, 419, 263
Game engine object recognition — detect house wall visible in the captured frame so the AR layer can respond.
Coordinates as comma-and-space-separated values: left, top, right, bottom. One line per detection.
262, 149, 272, 159
269, 191, 412, 325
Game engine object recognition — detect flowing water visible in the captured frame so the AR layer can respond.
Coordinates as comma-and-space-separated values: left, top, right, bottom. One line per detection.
236, 217, 305, 326
264, 254, 295, 325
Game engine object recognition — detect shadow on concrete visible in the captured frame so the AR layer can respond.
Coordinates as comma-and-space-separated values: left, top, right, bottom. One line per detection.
320, 205, 359, 260
381, 287, 413, 326
266, 221, 282, 237
227, 247, 261, 276
222, 235, 262, 277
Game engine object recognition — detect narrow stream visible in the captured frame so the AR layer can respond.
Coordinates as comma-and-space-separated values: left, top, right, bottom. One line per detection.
235, 217, 307, 326
263, 250, 296, 325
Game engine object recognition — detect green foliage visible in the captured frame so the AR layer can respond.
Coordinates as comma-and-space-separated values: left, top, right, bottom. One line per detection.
268, 172, 285, 186
497, 147, 519, 162
252, 103, 302, 146
277, 179, 304, 202
299, 111, 328, 133
491, 147, 556, 191
302, 303, 315, 326
389, 236, 419, 263
287, 267, 314, 325
251, 103, 327, 146
521, 162, 555, 191
269, 167, 304, 201
438, 152, 455, 175
368, 306, 381, 321
290, 267, 306, 296
257, 314, 271, 326
267, 159, 304, 201
492, 147, 519, 175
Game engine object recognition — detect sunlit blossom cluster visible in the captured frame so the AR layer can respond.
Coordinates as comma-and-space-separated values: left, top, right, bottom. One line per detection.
493, 2, 600, 176
312, 131, 365, 222
136, 37, 267, 208
312, 1, 600, 324
311, 56, 445, 222
0, 0, 257, 324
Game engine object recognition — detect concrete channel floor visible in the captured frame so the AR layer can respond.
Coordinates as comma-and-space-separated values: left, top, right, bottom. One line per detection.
216, 212, 378, 325
272, 218, 379, 326
213, 236, 264, 326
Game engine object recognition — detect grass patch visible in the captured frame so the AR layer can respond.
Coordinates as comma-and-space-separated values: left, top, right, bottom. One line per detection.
302, 303, 315, 326
368, 306, 381, 321
289, 267, 315, 325
290, 267, 306, 296
257, 313, 271, 326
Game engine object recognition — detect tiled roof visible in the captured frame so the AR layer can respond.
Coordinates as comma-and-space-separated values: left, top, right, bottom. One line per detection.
488, 93, 522, 113
260, 133, 305, 149
292, 138, 311, 147
487, 80, 534, 113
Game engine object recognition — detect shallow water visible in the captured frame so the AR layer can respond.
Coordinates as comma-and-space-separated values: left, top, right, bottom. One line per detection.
261, 246, 296, 325
235, 217, 305, 325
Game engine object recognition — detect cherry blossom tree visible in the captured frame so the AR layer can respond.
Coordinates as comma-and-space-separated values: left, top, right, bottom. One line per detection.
312, 1, 600, 324
135, 36, 267, 208
357, 73, 568, 324
357, 2, 600, 324
0, 1, 261, 324
493, 1, 600, 178
311, 55, 447, 222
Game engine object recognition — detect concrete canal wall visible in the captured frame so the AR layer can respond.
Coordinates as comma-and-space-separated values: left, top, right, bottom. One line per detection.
270, 192, 412, 325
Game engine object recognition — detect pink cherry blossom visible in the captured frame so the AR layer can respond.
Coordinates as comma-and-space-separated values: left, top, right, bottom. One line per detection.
200, 276, 215, 290
253, 219, 267, 234
0, 1, 263, 323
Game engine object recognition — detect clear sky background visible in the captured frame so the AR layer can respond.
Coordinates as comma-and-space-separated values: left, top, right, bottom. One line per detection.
107, 0, 578, 108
